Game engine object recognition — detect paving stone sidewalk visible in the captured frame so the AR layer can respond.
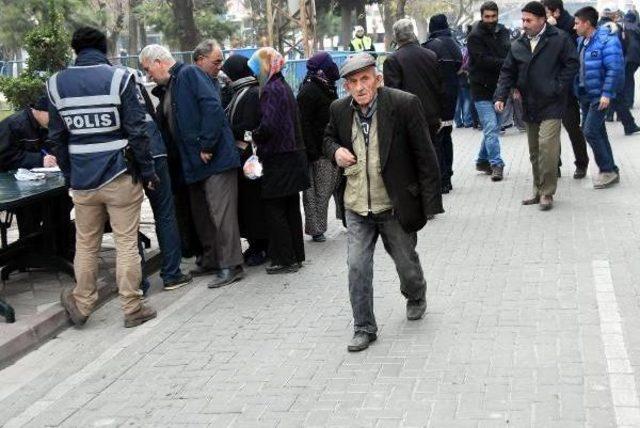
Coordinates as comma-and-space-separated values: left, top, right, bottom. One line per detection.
2, 123, 640, 427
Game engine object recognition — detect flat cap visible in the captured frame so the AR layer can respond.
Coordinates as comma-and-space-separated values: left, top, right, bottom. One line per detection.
339, 53, 376, 78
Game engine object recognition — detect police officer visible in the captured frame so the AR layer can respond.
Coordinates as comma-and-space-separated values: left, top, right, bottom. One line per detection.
48, 27, 158, 328
349, 26, 376, 52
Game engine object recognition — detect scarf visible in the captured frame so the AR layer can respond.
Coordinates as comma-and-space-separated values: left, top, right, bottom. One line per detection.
248, 47, 286, 89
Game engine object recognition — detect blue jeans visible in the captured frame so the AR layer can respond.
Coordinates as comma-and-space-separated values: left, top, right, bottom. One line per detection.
455, 85, 473, 127
579, 96, 618, 173
346, 210, 427, 334
474, 100, 504, 167
140, 156, 185, 291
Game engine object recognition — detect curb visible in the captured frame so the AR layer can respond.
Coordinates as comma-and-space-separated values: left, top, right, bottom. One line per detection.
0, 250, 161, 368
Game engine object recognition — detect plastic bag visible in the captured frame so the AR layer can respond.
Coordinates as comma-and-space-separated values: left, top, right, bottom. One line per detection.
243, 144, 263, 180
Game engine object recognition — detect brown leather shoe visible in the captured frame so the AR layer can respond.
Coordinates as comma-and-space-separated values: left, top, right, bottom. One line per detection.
522, 196, 540, 205
60, 288, 88, 326
124, 304, 157, 328
539, 195, 553, 211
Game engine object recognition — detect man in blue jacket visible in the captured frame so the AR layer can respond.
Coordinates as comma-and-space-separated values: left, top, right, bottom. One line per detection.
139, 44, 244, 288
574, 7, 622, 189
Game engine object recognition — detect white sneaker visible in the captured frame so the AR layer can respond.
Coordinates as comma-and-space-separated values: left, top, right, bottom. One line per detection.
594, 171, 620, 189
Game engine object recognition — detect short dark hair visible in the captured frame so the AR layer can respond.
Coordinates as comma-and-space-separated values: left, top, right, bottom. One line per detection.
480, 1, 499, 15
71, 26, 107, 54
541, 0, 564, 13
574, 6, 599, 28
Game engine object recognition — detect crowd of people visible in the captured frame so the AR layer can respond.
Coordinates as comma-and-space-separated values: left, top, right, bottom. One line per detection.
1, 0, 639, 350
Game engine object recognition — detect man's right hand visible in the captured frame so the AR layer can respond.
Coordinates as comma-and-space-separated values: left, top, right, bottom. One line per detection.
335, 148, 356, 168
43, 155, 57, 167
494, 101, 505, 113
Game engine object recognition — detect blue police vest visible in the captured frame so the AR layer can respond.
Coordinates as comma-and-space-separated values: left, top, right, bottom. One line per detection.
47, 64, 131, 190
127, 67, 167, 158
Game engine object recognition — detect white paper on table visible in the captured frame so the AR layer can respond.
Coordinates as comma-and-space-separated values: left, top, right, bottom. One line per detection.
31, 167, 61, 173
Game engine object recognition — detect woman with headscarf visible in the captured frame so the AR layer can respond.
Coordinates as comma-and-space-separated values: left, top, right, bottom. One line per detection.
221, 54, 268, 266
297, 52, 340, 243
248, 47, 310, 274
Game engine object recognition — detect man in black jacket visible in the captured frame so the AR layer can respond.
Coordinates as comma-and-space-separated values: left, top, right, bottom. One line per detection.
383, 18, 444, 140
324, 53, 443, 352
0, 97, 64, 240
0, 97, 57, 172
423, 14, 463, 194
467, 1, 511, 181
495, 1, 578, 210
542, 0, 590, 178
623, 11, 640, 108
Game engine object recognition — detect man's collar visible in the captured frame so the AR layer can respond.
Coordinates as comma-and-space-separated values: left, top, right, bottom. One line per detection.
528, 23, 547, 40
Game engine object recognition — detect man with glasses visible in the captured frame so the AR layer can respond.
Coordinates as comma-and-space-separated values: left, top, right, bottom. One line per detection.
193, 39, 224, 85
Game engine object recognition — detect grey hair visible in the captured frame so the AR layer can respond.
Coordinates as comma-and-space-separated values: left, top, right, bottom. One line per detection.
393, 19, 418, 46
139, 44, 174, 63
193, 39, 221, 62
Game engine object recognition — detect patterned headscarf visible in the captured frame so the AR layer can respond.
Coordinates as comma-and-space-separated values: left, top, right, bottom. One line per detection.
248, 47, 286, 89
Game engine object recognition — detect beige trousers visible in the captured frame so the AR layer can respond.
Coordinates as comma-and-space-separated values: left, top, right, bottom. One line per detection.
71, 174, 143, 316
525, 119, 562, 197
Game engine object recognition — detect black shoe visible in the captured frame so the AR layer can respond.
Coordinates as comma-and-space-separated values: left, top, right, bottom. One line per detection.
491, 165, 504, 182
245, 251, 267, 267
476, 161, 492, 175
208, 266, 244, 288
347, 332, 377, 352
625, 125, 640, 135
573, 168, 587, 179
312, 233, 326, 242
164, 273, 193, 291
189, 266, 219, 277
406, 298, 427, 320
266, 263, 299, 274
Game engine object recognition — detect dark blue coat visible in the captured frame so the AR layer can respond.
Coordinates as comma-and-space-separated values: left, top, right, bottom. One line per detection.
0, 109, 47, 172
576, 23, 625, 100
168, 62, 240, 184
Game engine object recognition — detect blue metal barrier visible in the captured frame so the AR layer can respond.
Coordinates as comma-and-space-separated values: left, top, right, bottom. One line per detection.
0, 51, 388, 98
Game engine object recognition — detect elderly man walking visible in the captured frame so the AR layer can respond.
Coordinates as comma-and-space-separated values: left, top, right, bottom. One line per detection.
140, 44, 244, 287
494, 1, 578, 210
324, 53, 443, 352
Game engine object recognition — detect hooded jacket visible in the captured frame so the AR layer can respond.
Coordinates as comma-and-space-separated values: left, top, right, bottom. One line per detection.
576, 23, 625, 100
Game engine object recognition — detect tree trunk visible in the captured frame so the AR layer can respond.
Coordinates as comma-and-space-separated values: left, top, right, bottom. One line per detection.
340, 1, 353, 49
139, 21, 147, 47
355, 0, 366, 32
169, 0, 200, 51
107, 11, 125, 58
128, 0, 141, 54
395, 0, 406, 20
379, 0, 395, 51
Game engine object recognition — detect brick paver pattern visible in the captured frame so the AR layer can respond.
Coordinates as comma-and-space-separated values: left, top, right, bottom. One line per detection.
2, 124, 640, 427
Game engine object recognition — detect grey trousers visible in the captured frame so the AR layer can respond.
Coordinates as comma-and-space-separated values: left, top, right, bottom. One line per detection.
346, 209, 427, 334
189, 169, 243, 269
